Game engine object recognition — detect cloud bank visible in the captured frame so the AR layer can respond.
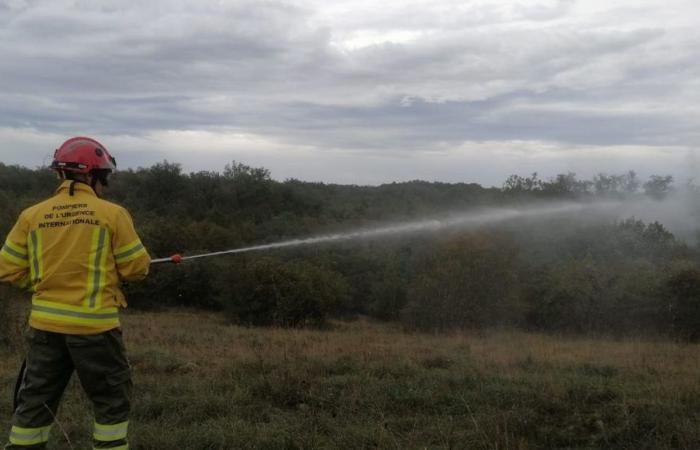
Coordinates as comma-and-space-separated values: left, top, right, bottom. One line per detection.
0, 0, 698, 185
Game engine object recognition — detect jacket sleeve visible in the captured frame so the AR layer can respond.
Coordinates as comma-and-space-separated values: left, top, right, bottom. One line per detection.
0, 213, 31, 289
112, 207, 151, 282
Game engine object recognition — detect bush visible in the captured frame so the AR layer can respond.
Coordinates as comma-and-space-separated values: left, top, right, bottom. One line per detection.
0, 286, 11, 347
0, 285, 30, 350
400, 231, 521, 331
367, 265, 407, 321
529, 259, 663, 335
221, 257, 349, 328
124, 260, 221, 310
662, 267, 700, 341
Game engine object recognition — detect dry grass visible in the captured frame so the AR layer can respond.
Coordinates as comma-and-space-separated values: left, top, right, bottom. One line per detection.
2, 309, 700, 449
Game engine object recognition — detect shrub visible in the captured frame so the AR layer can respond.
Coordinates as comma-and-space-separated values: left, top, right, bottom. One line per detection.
662, 267, 700, 341
526, 258, 663, 336
221, 257, 349, 328
124, 260, 221, 310
400, 231, 521, 331
0, 285, 30, 350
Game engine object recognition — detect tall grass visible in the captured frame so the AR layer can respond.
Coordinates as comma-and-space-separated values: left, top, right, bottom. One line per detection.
1, 310, 700, 449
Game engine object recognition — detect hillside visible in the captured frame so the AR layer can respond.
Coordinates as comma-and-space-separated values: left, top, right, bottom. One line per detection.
2, 162, 698, 339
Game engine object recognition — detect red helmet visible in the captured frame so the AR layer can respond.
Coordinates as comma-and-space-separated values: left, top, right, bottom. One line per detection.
51, 137, 117, 174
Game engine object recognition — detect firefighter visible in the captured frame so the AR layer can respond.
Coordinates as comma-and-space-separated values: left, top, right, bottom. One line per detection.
0, 137, 150, 449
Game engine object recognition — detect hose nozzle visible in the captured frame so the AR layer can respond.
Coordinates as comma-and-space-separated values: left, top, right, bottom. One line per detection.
150, 254, 183, 265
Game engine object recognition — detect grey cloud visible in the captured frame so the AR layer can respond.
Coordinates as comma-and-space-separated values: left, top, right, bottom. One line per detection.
318, 0, 575, 34
514, 0, 575, 21
240, 93, 691, 152
0, 0, 698, 184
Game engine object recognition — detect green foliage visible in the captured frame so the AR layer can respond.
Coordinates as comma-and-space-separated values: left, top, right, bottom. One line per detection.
124, 260, 221, 310
662, 267, 700, 341
594, 171, 640, 196
0, 285, 29, 350
0, 285, 13, 346
401, 232, 521, 331
367, 264, 408, 321
221, 257, 349, 327
541, 172, 593, 197
0, 163, 55, 238
526, 258, 662, 335
644, 175, 674, 200
502, 172, 542, 193
2, 162, 700, 337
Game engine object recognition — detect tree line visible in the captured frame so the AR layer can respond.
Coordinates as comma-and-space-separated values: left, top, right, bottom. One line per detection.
1, 161, 700, 340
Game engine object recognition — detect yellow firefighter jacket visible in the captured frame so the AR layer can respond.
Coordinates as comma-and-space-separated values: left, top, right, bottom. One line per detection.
0, 180, 150, 334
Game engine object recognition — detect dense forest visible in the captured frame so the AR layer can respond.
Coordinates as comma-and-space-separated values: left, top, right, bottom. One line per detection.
2, 161, 700, 340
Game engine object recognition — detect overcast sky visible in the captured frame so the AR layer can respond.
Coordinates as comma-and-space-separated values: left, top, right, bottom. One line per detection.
0, 0, 698, 186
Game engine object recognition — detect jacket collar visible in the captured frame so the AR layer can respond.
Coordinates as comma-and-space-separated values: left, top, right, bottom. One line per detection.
55, 180, 97, 197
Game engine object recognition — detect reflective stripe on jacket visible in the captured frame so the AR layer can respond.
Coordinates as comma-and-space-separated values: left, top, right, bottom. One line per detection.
0, 181, 151, 334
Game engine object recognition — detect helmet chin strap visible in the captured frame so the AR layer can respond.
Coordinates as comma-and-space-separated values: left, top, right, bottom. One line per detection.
66, 175, 103, 198
58, 169, 109, 198
91, 171, 110, 198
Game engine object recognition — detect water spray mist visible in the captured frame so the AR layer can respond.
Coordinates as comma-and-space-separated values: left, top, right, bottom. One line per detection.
151, 201, 619, 265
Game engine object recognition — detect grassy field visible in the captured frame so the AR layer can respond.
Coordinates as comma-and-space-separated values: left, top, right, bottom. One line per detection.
2, 309, 700, 449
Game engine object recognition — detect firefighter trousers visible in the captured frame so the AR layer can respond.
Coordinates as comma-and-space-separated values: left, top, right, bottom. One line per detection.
5, 328, 132, 449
